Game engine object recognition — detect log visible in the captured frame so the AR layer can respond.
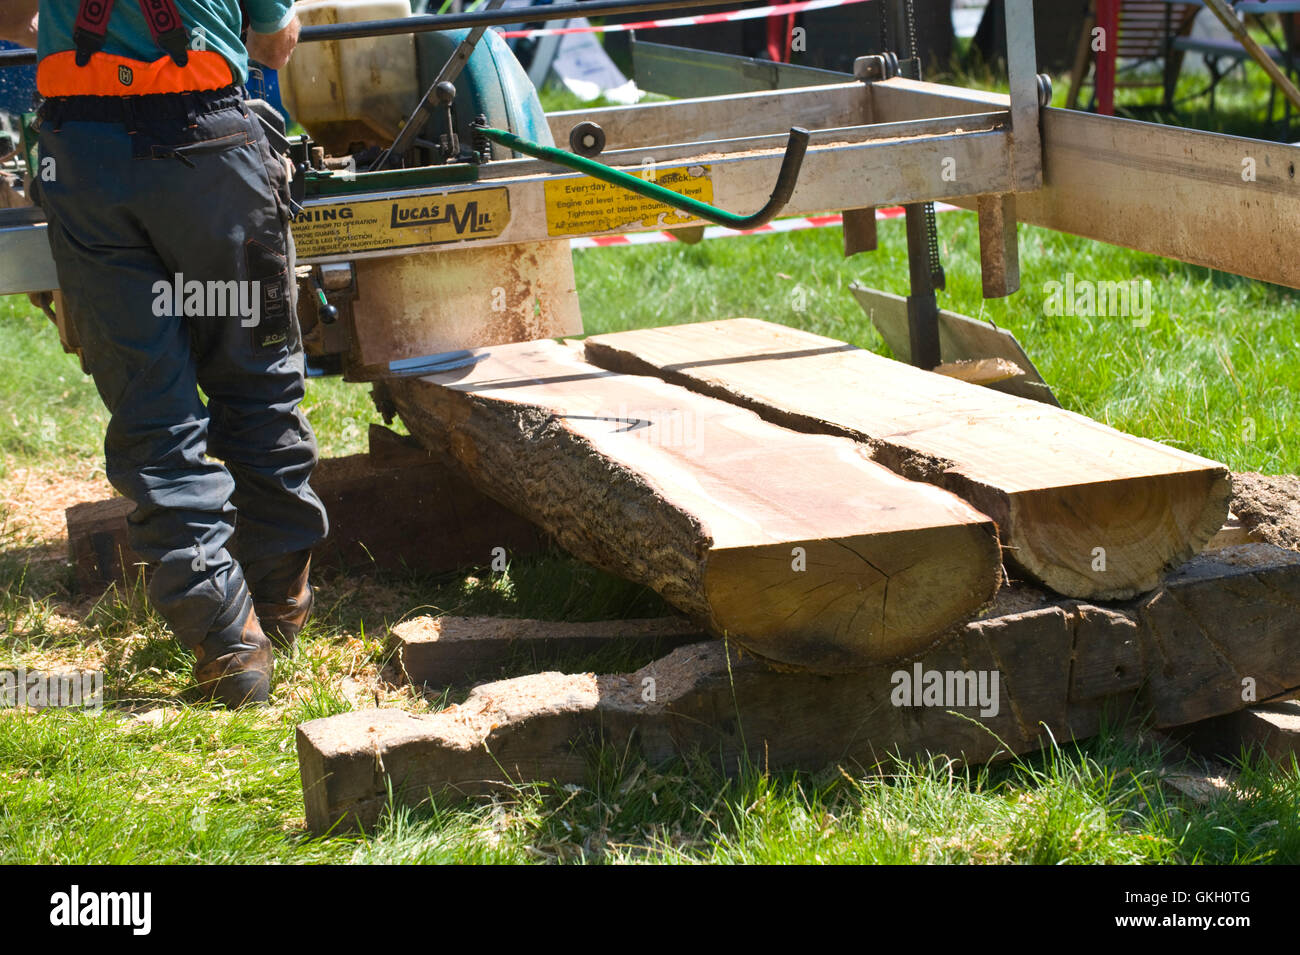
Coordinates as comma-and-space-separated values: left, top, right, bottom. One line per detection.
1229, 472, 1300, 551
66, 497, 144, 591
309, 452, 543, 575
583, 318, 1231, 600
297, 543, 1300, 832
390, 615, 707, 688
65, 439, 544, 592
387, 338, 1002, 672
1176, 702, 1300, 766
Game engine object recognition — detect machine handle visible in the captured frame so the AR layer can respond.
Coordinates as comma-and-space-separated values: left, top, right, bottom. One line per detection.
473, 123, 811, 230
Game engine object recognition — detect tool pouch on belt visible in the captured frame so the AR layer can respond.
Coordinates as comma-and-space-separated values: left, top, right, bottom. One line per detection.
247, 121, 297, 353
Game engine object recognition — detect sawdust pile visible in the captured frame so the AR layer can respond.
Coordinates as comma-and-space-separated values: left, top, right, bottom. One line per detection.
1231, 472, 1300, 551
0, 466, 114, 551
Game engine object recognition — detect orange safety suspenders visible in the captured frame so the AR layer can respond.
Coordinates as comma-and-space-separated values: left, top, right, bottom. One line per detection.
75, 0, 191, 67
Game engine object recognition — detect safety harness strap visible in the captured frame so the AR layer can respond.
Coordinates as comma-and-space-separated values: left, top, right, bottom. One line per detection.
74, 0, 191, 68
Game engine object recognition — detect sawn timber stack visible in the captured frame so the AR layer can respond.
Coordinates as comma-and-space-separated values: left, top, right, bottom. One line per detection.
388, 338, 1001, 672
585, 319, 1230, 599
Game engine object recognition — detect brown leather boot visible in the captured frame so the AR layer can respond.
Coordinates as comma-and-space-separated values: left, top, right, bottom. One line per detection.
246, 550, 314, 652
192, 590, 273, 709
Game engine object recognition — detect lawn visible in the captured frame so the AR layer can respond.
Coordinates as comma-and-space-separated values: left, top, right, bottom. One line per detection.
1, 63, 1298, 864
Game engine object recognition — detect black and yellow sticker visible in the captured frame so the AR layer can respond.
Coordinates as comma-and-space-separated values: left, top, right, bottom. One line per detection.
291, 187, 511, 258
545, 165, 713, 237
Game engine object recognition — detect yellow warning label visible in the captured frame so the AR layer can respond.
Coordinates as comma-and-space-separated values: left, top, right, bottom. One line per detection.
545, 165, 713, 237
291, 188, 511, 258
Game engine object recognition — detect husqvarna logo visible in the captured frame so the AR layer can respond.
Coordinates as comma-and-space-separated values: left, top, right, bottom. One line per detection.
118, 64, 133, 86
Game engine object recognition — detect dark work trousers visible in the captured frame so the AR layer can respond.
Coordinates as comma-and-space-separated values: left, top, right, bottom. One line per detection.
33, 87, 329, 649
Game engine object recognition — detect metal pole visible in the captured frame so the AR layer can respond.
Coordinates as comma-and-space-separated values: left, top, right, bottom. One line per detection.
904, 204, 941, 370
301, 0, 753, 41
893, 0, 941, 371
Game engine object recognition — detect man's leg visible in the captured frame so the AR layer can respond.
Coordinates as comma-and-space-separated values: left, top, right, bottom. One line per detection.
34, 101, 283, 706
36, 118, 246, 647
37, 117, 271, 706
136, 102, 329, 648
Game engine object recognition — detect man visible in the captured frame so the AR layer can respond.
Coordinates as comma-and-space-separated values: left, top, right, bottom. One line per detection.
0, 1, 39, 48
21, 0, 329, 708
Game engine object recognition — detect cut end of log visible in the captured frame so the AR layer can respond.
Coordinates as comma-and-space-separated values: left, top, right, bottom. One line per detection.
1007, 469, 1232, 599
703, 524, 1002, 671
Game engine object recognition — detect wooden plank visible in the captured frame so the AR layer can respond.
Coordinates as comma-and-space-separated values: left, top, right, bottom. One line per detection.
869, 78, 1300, 290
387, 338, 1002, 673
296, 543, 1300, 832
933, 357, 1025, 387
848, 284, 1058, 405
391, 615, 707, 688
582, 319, 1230, 599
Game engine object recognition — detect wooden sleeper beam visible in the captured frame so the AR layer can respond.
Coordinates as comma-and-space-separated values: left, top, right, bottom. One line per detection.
297, 543, 1300, 833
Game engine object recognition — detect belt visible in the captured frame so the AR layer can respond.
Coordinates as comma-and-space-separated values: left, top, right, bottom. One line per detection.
39, 85, 247, 125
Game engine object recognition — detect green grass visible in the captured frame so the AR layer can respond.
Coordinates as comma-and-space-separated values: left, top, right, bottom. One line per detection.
575, 213, 1298, 473
1, 67, 1298, 864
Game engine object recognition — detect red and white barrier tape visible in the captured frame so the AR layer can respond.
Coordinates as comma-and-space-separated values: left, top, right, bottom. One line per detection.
496, 0, 874, 39
570, 203, 957, 248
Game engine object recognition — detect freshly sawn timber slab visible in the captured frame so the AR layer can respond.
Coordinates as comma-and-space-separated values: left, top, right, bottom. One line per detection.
583, 318, 1230, 599
387, 338, 1001, 672
298, 544, 1300, 832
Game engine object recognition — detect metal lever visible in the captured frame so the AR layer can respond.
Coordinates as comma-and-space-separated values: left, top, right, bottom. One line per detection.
370, 0, 509, 171
473, 123, 811, 230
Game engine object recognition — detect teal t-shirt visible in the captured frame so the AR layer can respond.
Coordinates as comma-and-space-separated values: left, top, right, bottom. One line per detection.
38, 0, 296, 85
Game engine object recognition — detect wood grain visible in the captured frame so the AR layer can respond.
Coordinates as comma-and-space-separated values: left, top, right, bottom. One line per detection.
584, 318, 1230, 599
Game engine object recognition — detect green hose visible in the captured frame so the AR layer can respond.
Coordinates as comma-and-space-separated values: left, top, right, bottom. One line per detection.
475, 123, 810, 230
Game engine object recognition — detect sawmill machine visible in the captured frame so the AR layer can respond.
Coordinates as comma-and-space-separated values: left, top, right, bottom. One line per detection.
2, 0, 1300, 395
